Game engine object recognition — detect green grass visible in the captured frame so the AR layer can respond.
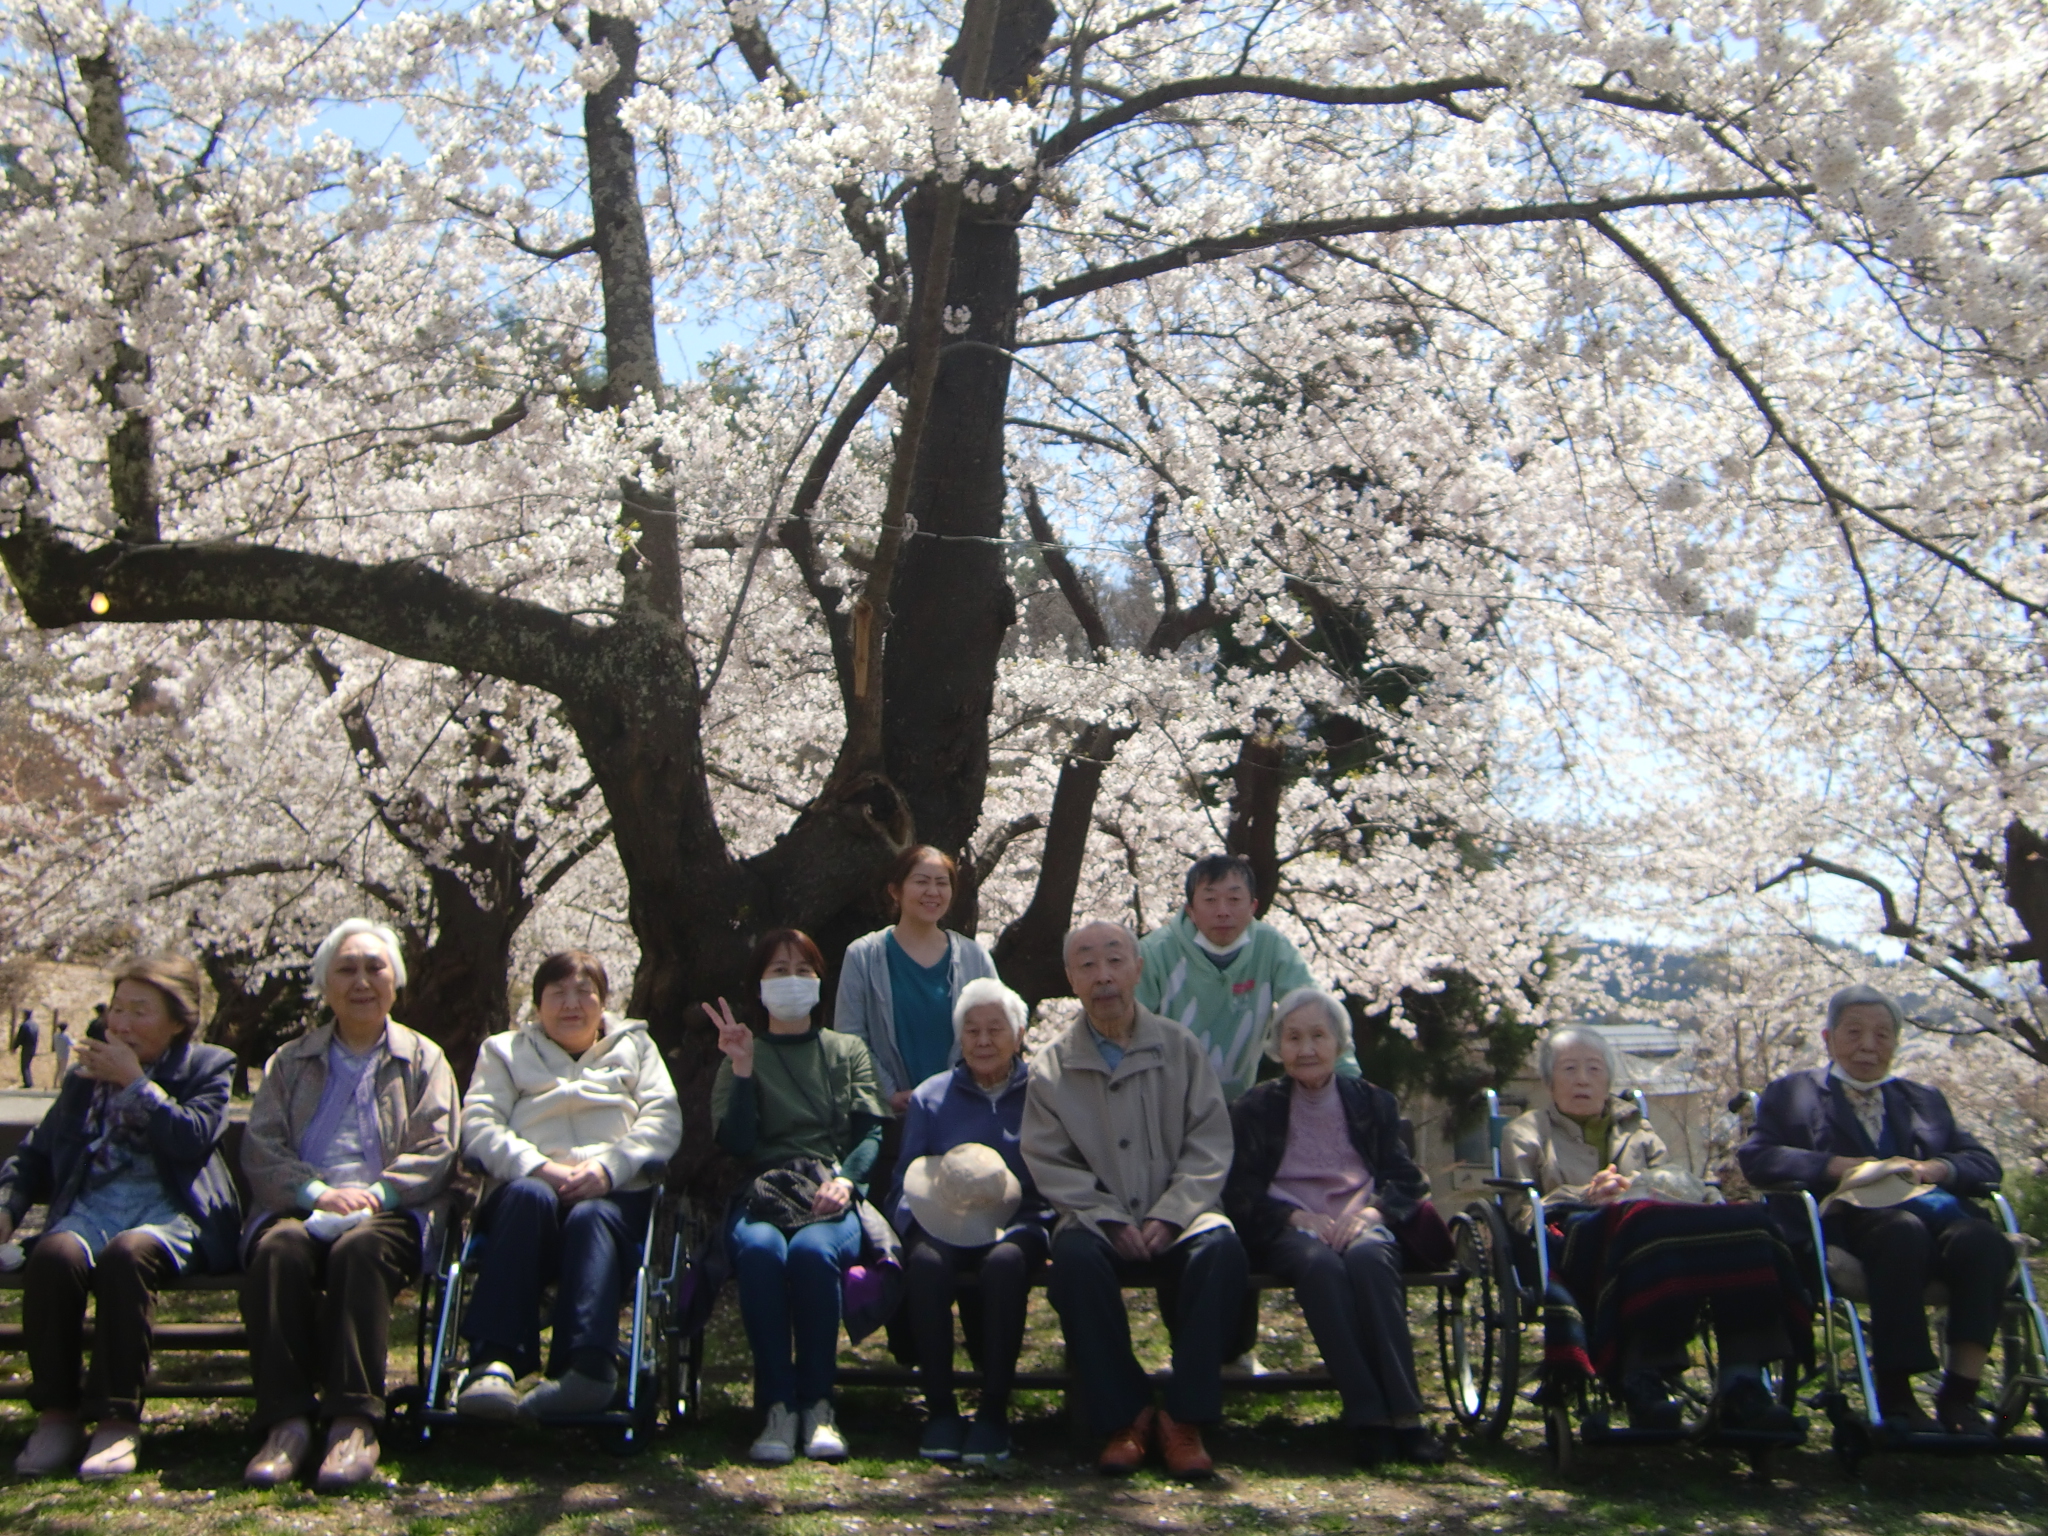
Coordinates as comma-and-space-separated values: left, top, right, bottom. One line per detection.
2, 1266, 2045, 1534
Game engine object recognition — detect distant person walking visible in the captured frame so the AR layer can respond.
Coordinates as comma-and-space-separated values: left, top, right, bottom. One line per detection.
13, 1008, 40, 1088
52, 1020, 72, 1082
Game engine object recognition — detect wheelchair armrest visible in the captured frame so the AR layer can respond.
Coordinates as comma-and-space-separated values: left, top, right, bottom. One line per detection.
1482, 1177, 1539, 1193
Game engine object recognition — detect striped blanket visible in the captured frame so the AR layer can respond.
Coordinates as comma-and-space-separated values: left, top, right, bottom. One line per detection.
1542, 1200, 1811, 1390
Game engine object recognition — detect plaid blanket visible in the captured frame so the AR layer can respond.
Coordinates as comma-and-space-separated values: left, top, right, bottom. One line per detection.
1542, 1201, 1810, 1392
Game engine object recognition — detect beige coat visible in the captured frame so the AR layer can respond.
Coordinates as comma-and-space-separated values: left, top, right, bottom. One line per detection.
1499, 1094, 1667, 1229
241, 1019, 460, 1251
1020, 1005, 1234, 1245
461, 1014, 681, 1197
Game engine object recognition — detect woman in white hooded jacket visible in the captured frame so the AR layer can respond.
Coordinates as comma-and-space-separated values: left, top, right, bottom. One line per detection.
453, 951, 681, 1421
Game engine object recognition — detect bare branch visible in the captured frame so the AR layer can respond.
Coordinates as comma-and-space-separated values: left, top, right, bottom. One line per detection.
1035, 71, 1506, 167
148, 858, 336, 901
1020, 482, 1111, 653
1024, 184, 1813, 310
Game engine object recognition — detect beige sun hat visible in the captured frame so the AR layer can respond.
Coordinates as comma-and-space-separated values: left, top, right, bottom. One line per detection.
901, 1142, 1023, 1248
1824, 1159, 1920, 1213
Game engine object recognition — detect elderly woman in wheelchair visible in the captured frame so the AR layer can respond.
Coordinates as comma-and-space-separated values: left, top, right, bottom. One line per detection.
1503, 1026, 1802, 1437
1739, 984, 2016, 1437
453, 950, 682, 1421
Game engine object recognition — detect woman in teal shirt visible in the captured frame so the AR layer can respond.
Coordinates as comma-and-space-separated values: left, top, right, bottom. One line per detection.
833, 846, 997, 1112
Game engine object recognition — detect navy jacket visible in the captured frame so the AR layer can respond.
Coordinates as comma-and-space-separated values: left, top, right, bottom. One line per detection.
0, 1038, 242, 1272
1737, 1065, 2002, 1199
885, 1058, 1051, 1238
1224, 1074, 1428, 1255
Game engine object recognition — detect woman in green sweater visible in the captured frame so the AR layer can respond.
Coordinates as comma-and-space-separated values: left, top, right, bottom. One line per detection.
709, 929, 887, 1466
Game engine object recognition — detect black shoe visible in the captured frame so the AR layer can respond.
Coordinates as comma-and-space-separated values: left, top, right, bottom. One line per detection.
1621, 1370, 1683, 1431
919, 1414, 969, 1461
1876, 1396, 1942, 1434
961, 1418, 1013, 1468
1717, 1377, 1797, 1434
1936, 1392, 1991, 1437
1394, 1425, 1449, 1465
1353, 1425, 1399, 1468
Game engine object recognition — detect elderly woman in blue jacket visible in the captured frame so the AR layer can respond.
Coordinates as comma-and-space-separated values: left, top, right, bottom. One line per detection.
0, 956, 239, 1480
886, 976, 1049, 1468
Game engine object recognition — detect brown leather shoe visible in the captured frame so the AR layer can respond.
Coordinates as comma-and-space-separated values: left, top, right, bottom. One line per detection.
1097, 1406, 1156, 1474
313, 1416, 381, 1492
243, 1416, 314, 1487
1156, 1409, 1214, 1479
242, 1417, 311, 1490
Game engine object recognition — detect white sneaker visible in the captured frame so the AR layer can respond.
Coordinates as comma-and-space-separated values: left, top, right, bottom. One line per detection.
801, 1399, 848, 1461
750, 1402, 800, 1464
1223, 1350, 1268, 1378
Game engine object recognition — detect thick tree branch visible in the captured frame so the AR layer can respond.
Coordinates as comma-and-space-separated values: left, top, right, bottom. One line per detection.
1022, 184, 1814, 311
0, 500, 596, 703
778, 348, 906, 714
533, 817, 616, 899
1758, 852, 2042, 966
148, 858, 336, 901
1020, 481, 1111, 653
1036, 71, 1504, 166
971, 812, 1046, 888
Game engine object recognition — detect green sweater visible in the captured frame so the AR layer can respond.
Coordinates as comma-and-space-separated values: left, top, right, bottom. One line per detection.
711, 1026, 888, 1190
1134, 913, 1355, 1099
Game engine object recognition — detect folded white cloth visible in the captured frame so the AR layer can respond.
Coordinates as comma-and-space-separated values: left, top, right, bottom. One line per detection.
305, 1207, 375, 1242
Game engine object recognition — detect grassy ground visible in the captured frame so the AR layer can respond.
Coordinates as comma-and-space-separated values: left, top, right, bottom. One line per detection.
3, 1268, 2045, 1535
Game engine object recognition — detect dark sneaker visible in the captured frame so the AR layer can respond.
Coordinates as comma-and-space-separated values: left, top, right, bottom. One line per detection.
1936, 1392, 1991, 1437
1353, 1425, 1397, 1467
961, 1418, 1013, 1468
919, 1414, 969, 1462
1717, 1376, 1797, 1433
1621, 1370, 1683, 1431
1395, 1425, 1450, 1464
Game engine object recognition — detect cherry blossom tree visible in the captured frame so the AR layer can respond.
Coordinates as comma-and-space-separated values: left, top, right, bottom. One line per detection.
1, 0, 2044, 1174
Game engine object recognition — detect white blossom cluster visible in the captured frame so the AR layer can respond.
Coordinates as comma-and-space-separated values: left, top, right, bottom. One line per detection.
0, 0, 2040, 1071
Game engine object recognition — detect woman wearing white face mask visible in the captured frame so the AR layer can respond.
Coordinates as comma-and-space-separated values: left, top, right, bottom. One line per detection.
708, 928, 886, 1466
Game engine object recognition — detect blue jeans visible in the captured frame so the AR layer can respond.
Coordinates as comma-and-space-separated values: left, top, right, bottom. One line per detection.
727, 1208, 861, 1410
461, 1177, 654, 1379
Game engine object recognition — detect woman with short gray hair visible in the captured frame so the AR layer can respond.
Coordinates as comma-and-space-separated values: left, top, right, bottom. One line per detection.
1504, 1025, 1799, 1436
1223, 988, 1444, 1466
884, 975, 1050, 1467
238, 918, 458, 1491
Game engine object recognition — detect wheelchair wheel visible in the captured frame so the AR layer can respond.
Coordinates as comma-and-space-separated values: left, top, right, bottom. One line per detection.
1439, 1201, 1520, 1441
1544, 1401, 1573, 1473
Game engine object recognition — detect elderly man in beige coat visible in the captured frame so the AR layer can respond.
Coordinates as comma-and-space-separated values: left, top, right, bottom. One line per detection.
1022, 920, 1245, 1480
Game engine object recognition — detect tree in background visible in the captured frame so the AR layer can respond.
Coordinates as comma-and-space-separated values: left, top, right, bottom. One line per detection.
0, 2, 2042, 1181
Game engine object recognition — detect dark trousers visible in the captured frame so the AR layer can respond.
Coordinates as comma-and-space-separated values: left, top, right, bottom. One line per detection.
1824, 1204, 2015, 1374
461, 1178, 653, 1379
16, 1043, 33, 1086
904, 1222, 1049, 1422
23, 1230, 177, 1421
1262, 1228, 1423, 1426
1046, 1223, 1247, 1436
241, 1212, 421, 1427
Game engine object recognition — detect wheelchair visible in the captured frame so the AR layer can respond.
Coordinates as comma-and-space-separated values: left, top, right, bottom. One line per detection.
1445, 1089, 1809, 1473
415, 1176, 690, 1451
1772, 1184, 2048, 1473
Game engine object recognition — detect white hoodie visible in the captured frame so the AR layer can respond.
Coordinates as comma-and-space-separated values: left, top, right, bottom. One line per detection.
461, 1013, 682, 1195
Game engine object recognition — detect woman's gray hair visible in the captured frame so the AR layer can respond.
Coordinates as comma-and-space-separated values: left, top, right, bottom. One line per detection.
954, 976, 1028, 1045
1824, 983, 1905, 1036
1264, 987, 1353, 1061
310, 918, 409, 992
1536, 1025, 1621, 1088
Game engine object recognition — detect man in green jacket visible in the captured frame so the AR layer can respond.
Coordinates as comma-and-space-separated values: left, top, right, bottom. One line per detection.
1136, 855, 1359, 1101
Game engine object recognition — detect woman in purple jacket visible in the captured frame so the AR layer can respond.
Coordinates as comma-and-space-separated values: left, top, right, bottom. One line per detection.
886, 977, 1049, 1468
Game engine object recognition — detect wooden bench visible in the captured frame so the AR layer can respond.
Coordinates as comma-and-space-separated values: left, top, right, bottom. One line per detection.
0, 1119, 262, 1400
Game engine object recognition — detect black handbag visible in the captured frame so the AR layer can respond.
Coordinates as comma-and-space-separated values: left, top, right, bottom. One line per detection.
744, 1156, 839, 1233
